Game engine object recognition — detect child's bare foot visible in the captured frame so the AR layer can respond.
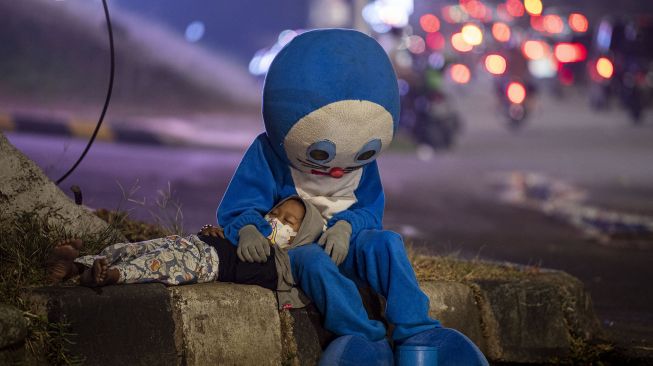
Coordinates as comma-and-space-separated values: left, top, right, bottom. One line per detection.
80, 257, 119, 287
46, 239, 83, 283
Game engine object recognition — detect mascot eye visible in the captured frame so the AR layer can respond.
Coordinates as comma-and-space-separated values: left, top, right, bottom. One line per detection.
306, 140, 336, 164
355, 139, 382, 162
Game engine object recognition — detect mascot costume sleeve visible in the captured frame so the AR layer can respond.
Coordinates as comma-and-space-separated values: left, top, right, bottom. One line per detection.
217, 29, 488, 366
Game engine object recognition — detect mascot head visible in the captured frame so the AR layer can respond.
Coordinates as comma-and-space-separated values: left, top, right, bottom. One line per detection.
263, 29, 399, 178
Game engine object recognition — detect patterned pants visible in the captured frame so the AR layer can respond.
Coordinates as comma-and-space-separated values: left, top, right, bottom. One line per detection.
74, 235, 219, 285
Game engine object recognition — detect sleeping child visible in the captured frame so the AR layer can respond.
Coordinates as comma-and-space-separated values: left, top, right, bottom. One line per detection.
47, 196, 322, 307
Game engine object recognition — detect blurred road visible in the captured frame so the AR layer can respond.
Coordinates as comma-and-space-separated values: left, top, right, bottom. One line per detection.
5, 86, 653, 347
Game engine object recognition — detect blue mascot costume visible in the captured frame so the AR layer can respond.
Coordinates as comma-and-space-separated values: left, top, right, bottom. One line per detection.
218, 29, 488, 366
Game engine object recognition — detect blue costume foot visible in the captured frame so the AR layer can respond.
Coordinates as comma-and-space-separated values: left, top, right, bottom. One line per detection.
396, 328, 489, 366
318, 335, 393, 366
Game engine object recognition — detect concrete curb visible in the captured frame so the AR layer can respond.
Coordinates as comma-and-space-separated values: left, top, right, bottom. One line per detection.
0, 111, 261, 150
0, 112, 171, 146
19, 269, 603, 365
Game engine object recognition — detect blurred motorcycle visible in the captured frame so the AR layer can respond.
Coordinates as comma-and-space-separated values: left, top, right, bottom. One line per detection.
495, 77, 533, 131
588, 17, 653, 124
400, 74, 462, 150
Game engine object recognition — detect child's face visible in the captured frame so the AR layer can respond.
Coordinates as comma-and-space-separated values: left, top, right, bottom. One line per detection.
268, 199, 305, 234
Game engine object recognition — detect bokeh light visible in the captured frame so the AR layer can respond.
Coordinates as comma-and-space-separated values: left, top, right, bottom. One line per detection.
485, 54, 507, 75
554, 43, 587, 63
362, 0, 414, 31
426, 32, 445, 50
460, 0, 487, 19
461, 24, 483, 46
492, 22, 511, 42
185, 21, 206, 43
524, 0, 543, 16
569, 13, 589, 33
420, 14, 441, 33
442, 5, 468, 23
530, 15, 545, 32
596, 57, 614, 79
528, 56, 557, 78
505, 0, 525, 17
522, 40, 549, 60
506, 82, 526, 103
407, 35, 426, 54
278, 29, 298, 46
428, 52, 446, 69
451, 32, 473, 52
559, 67, 574, 85
543, 14, 564, 34
450, 63, 471, 84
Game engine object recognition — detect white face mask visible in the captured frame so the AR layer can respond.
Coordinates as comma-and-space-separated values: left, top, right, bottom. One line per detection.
264, 215, 298, 249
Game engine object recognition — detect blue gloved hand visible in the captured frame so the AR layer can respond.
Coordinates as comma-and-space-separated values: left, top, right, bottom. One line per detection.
318, 220, 352, 266
237, 225, 271, 263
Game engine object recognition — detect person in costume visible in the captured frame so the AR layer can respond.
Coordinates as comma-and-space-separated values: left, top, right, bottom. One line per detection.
217, 29, 488, 365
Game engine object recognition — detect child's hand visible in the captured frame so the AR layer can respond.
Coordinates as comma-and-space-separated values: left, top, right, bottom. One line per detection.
199, 225, 225, 239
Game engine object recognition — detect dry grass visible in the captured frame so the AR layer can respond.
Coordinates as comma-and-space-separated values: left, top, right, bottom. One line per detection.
94, 209, 171, 243
0, 208, 125, 365
405, 244, 539, 283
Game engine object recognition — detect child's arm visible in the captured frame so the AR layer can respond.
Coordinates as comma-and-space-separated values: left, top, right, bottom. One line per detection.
217, 134, 277, 245
327, 161, 384, 239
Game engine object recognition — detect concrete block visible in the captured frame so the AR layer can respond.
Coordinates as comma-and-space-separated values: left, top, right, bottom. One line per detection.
24, 284, 178, 366
420, 281, 487, 352
288, 303, 336, 366
169, 282, 282, 366
473, 271, 600, 364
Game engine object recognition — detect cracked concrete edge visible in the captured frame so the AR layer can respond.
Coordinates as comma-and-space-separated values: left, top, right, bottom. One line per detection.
279, 309, 301, 366
467, 282, 504, 360
167, 282, 283, 366
464, 272, 602, 364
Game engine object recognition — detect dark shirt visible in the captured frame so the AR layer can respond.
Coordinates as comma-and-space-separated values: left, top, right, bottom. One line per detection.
198, 234, 278, 291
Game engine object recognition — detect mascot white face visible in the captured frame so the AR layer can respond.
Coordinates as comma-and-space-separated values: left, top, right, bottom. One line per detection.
262, 29, 400, 173
283, 100, 394, 178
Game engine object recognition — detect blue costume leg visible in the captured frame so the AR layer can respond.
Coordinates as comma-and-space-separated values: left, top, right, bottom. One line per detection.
340, 229, 440, 340
341, 229, 488, 366
288, 243, 392, 366
288, 243, 386, 340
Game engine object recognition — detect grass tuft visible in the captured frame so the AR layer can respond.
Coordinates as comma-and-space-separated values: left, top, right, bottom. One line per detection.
94, 209, 171, 243
0, 208, 124, 365
406, 244, 537, 283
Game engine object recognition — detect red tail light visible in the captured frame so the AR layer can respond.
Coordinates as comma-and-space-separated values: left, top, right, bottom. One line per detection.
507, 82, 527, 104
554, 43, 587, 63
